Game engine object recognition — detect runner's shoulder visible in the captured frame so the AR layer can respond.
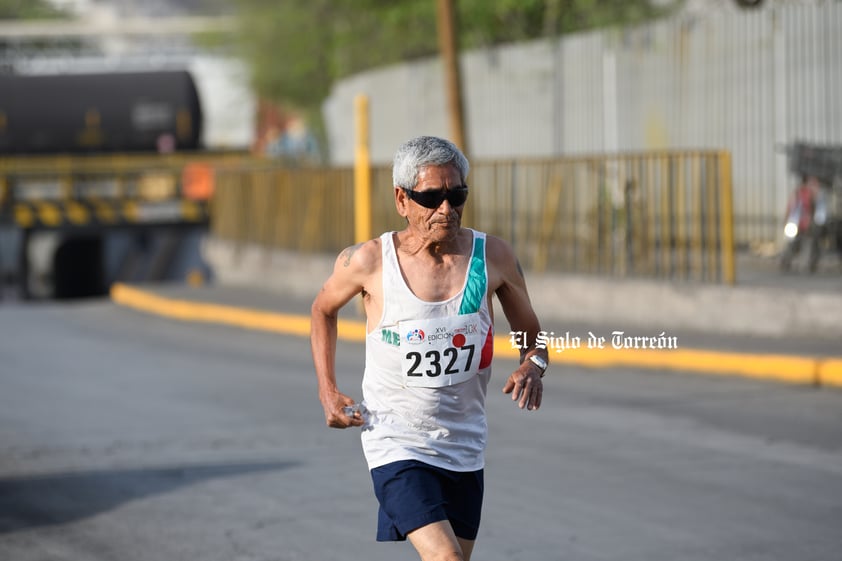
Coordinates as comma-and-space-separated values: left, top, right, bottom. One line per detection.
335, 237, 381, 274
481, 233, 525, 286
483, 233, 517, 264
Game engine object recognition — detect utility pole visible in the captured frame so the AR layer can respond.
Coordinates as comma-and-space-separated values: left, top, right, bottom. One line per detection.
436, 0, 468, 156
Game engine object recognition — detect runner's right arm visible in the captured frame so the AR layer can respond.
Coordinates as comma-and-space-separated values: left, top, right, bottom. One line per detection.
310, 241, 377, 428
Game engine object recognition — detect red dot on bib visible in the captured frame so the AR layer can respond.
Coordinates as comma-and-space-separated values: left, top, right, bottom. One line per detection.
452, 333, 466, 347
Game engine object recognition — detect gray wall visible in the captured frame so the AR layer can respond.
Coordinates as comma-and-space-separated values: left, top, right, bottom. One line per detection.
322, 3, 842, 245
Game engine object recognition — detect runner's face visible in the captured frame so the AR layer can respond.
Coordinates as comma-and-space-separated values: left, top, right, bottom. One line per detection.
400, 164, 465, 243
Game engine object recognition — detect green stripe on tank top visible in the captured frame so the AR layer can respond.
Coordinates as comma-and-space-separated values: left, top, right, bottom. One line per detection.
459, 235, 486, 315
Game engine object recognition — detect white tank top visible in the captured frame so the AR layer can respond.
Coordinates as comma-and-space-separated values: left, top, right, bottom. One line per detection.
360, 229, 495, 472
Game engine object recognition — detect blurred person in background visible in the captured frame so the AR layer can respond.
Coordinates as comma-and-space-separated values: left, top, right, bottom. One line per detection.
781, 174, 823, 273
264, 118, 320, 165
310, 135, 548, 561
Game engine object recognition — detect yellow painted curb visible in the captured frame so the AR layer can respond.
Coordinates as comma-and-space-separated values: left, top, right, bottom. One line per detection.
110, 283, 842, 388
110, 283, 366, 342
817, 359, 842, 387
493, 337, 825, 385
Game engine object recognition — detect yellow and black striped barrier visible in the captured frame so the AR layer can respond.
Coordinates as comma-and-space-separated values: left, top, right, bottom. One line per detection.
0, 151, 251, 230
8, 198, 208, 229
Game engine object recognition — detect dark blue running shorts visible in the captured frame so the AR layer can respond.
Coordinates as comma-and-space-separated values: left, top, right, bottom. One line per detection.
370, 459, 484, 542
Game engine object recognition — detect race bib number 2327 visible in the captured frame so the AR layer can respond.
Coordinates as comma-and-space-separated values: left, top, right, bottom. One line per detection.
399, 314, 483, 388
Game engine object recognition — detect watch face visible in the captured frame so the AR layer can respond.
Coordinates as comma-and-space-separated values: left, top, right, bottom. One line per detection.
530, 355, 547, 370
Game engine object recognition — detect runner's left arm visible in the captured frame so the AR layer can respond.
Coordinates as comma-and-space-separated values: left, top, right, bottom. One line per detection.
488, 236, 547, 411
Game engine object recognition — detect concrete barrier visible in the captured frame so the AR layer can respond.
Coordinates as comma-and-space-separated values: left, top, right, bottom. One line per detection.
202, 238, 842, 340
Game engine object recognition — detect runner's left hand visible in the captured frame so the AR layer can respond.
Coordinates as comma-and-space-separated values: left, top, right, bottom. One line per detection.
502, 365, 542, 411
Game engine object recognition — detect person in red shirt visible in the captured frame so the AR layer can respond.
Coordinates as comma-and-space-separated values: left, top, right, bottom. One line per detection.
782, 175, 822, 272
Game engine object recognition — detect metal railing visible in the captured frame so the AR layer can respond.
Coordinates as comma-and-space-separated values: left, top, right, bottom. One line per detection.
0, 151, 734, 283
210, 150, 735, 283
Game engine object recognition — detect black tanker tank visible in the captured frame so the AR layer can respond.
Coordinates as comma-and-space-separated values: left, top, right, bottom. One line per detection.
0, 70, 202, 154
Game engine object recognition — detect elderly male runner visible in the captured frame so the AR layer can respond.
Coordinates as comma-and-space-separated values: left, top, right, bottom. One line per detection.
310, 135, 548, 561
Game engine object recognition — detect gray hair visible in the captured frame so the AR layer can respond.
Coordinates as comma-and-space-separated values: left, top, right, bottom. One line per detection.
392, 136, 470, 190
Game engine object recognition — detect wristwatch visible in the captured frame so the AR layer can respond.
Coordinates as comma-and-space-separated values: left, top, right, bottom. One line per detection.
528, 354, 548, 377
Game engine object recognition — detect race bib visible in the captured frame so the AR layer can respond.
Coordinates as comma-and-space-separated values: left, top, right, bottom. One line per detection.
399, 313, 484, 388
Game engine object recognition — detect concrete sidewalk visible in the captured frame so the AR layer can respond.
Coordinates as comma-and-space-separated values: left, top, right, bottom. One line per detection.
107, 238, 842, 388
201, 238, 842, 341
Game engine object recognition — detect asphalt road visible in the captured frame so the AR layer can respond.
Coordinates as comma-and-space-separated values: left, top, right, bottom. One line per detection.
1, 299, 841, 561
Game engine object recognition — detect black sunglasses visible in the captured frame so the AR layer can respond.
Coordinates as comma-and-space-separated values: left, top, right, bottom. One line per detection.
403, 185, 469, 209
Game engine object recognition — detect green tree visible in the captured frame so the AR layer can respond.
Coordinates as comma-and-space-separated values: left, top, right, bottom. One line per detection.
0, 0, 73, 59
232, 0, 676, 117
0, 0, 68, 19
232, 0, 437, 112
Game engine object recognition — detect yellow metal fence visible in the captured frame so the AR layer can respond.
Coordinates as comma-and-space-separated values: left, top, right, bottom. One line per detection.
0, 151, 733, 283
211, 150, 735, 284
